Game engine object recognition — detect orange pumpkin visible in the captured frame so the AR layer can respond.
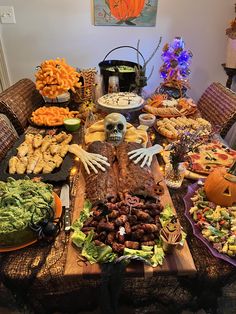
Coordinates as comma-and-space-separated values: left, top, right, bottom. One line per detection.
204, 167, 236, 207
108, 0, 145, 21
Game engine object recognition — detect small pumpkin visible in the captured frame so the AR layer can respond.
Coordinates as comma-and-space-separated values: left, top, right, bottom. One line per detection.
107, 0, 145, 22
204, 166, 236, 207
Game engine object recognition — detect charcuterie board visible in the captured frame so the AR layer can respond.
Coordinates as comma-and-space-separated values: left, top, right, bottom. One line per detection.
64, 149, 196, 278
144, 95, 197, 118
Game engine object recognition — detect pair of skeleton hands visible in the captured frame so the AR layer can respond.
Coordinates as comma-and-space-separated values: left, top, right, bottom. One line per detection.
69, 144, 163, 175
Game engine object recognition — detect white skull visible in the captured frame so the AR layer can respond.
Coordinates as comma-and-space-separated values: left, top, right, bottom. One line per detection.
104, 113, 127, 145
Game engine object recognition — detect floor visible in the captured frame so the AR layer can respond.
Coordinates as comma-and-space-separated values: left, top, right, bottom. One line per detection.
2, 282, 236, 314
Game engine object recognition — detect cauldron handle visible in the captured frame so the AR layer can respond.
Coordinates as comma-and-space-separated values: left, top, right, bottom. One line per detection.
103, 46, 146, 65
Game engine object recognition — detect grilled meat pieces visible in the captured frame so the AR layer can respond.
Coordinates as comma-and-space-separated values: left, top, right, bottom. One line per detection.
81, 195, 163, 255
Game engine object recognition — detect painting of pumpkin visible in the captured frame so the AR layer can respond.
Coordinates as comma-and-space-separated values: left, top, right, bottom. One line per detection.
106, 0, 145, 25
94, 0, 158, 27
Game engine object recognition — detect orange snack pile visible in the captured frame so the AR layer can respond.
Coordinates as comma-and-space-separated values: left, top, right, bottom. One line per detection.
35, 58, 81, 98
31, 106, 80, 126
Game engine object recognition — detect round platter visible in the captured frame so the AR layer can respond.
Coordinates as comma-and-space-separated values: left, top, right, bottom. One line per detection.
0, 193, 62, 252
183, 183, 236, 267
154, 106, 197, 118
28, 117, 64, 128
97, 92, 144, 113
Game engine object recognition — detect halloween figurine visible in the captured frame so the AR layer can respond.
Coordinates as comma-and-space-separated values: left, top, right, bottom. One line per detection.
68, 113, 163, 174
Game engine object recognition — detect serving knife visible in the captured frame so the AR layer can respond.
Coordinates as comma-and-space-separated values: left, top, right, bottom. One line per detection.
60, 183, 71, 233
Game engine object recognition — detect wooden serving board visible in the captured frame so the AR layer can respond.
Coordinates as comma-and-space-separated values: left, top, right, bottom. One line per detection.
64, 155, 196, 278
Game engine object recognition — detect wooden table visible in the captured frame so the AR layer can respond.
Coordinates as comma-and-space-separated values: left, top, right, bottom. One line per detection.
64, 153, 196, 279
4, 124, 236, 314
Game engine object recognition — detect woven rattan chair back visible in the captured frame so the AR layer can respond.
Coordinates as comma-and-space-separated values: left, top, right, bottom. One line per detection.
197, 82, 236, 137
0, 115, 18, 161
0, 79, 44, 135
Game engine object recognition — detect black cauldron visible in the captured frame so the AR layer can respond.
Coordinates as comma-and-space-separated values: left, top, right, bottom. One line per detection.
99, 46, 145, 93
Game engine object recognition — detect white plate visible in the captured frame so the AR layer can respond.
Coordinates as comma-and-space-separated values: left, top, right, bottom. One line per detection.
98, 92, 144, 112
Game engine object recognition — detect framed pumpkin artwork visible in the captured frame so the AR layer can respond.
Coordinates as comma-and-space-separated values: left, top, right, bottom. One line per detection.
93, 0, 158, 26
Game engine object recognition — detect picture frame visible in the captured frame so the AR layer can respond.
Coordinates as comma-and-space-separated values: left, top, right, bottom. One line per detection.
93, 0, 158, 27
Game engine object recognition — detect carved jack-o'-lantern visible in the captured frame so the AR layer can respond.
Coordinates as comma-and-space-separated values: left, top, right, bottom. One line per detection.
108, 0, 145, 22
204, 166, 236, 207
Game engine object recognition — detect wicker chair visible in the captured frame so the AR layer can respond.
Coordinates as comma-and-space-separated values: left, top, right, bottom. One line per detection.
0, 79, 44, 135
197, 82, 236, 138
0, 114, 18, 162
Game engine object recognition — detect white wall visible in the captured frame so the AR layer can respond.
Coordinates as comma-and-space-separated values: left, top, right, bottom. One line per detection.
0, 0, 235, 101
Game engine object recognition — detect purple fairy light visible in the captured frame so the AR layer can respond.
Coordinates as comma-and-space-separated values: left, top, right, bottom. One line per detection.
160, 37, 192, 85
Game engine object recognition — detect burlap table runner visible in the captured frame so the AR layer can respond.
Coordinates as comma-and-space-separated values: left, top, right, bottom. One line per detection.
0, 216, 69, 311
1, 124, 236, 314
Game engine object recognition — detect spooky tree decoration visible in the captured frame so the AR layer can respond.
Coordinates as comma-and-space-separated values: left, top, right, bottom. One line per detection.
133, 38, 162, 95
159, 37, 193, 98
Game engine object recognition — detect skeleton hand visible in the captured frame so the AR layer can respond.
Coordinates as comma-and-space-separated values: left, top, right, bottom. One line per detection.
69, 144, 110, 174
127, 144, 163, 168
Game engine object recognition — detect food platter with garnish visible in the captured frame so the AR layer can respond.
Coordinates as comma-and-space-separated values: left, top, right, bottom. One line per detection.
144, 94, 197, 118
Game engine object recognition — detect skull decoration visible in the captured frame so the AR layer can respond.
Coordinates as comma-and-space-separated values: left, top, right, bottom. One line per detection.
104, 113, 127, 145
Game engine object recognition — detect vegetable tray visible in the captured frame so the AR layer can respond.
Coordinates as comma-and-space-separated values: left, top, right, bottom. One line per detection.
183, 182, 236, 267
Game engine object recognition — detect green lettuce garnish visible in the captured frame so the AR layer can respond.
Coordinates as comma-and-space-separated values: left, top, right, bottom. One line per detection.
81, 230, 116, 264
124, 247, 153, 260
71, 230, 86, 248
123, 243, 165, 267
160, 204, 175, 227
160, 204, 186, 248
150, 245, 165, 267
71, 199, 92, 231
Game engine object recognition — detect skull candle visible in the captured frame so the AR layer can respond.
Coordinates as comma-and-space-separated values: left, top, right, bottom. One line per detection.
104, 113, 127, 145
